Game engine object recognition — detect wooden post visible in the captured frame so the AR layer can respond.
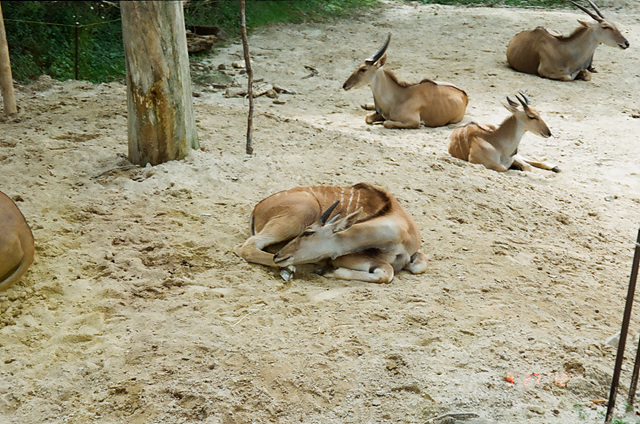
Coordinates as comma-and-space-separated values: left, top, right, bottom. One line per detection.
120, 1, 198, 166
0, 3, 17, 116
240, 0, 254, 155
605, 229, 640, 423
74, 22, 79, 80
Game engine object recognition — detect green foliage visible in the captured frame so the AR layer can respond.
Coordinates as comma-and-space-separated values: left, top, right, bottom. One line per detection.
4, 0, 378, 84
573, 402, 587, 420
611, 418, 633, 424
3, 1, 124, 83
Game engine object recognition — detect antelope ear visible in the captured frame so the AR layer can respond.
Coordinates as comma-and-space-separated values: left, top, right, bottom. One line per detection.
333, 208, 363, 233
503, 102, 518, 113
577, 19, 590, 27
375, 54, 387, 68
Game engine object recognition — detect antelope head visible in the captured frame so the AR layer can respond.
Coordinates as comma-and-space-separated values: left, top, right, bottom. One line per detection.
342, 33, 391, 90
273, 201, 363, 266
570, 0, 629, 49
505, 92, 552, 138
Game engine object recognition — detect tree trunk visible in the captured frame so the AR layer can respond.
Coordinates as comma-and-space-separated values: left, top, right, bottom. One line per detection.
120, 1, 198, 166
0, 3, 17, 116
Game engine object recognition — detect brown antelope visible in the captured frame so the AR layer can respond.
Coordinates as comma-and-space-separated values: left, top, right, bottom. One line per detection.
448, 93, 559, 173
0, 191, 35, 290
234, 183, 428, 284
342, 33, 468, 128
506, 0, 629, 81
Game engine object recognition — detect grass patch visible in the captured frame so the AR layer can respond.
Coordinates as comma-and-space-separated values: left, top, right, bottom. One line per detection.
186, 0, 381, 37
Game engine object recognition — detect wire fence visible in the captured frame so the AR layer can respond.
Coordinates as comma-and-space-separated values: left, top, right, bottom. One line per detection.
4, 17, 122, 80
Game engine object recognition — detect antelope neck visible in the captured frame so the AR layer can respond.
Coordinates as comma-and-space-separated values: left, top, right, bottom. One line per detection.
560, 26, 600, 65
488, 114, 526, 154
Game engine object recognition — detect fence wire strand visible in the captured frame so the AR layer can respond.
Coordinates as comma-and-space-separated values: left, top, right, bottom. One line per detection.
4, 15, 123, 81
4, 17, 121, 28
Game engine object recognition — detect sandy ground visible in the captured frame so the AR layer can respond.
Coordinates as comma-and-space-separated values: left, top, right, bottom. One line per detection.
1, 1, 640, 423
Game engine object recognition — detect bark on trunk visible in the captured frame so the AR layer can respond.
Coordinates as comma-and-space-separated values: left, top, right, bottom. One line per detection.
0, 3, 17, 116
120, 1, 198, 166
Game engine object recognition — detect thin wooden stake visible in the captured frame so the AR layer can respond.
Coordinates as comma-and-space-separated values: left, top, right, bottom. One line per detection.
74, 22, 79, 80
239, 0, 253, 155
626, 230, 640, 406
605, 228, 640, 423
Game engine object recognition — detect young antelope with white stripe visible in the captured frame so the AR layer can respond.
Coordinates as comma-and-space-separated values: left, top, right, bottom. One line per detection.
448, 93, 560, 173
234, 183, 428, 284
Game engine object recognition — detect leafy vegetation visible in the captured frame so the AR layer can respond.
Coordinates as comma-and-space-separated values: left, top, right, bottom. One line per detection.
3, 0, 379, 84
3, 1, 124, 83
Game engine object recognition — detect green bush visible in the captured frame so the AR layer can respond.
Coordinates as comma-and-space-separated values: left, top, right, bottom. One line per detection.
3, 1, 124, 83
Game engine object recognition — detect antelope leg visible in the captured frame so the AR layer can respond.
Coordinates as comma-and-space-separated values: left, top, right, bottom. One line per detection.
325, 253, 395, 284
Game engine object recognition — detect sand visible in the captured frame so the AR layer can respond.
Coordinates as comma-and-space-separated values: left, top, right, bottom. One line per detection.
1, 1, 639, 423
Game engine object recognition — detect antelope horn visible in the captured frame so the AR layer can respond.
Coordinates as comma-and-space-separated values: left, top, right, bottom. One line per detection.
365, 33, 391, 65
327, 213, 341, 225
586, 0, 605, 19
515, 92, 530, 110
569, 0, 602, 22
517, 91, 530, 106
506, 95, 519, 108
320, 200, 340, 224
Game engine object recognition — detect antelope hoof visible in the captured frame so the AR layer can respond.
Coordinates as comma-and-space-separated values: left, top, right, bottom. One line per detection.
551, 166, 561, 173
365, 112, 385, 125
407, 251, 428, 274
313, 264, 332, 276
280, 266, 296, 281
576, 69, 592, 81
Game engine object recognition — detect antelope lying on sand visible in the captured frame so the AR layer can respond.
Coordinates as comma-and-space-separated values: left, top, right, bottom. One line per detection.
506, 0, 629, 81
342, 33, 468, 128
0, 192, 35, 290
448, 93, 559, 173
234, 183, 428, 284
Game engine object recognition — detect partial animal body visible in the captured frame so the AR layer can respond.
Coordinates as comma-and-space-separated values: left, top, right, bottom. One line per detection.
506, 0, 629, 81
449, 93, 559, 173
0, 192, 35, 290
343, 34, 468, 128
234, 183, 428, 284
